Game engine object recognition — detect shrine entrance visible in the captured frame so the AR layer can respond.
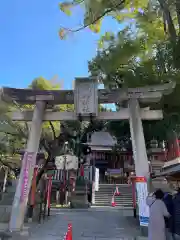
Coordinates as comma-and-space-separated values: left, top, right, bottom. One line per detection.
1, 78, 175, 230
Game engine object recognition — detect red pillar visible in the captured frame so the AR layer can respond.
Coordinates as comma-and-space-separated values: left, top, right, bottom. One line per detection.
47, 176, 52, 216
30, 166, 38, 206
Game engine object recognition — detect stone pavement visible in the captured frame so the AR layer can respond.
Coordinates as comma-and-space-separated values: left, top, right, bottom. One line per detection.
28, 207, 147, 240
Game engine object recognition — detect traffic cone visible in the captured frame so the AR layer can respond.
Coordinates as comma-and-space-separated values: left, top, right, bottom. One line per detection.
115, 186, 120, 196
68, 223, 72, 240
64, 223, 72, 240
64, 232, 68, 240
111, 196, 116, 207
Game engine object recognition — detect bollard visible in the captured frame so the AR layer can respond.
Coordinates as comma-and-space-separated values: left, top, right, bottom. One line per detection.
133, 208, 137, 218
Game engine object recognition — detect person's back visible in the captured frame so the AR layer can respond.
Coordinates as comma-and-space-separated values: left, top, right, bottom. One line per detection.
172, 190, 180, 238
163, 193, 173, 229
146, 189, 170, 240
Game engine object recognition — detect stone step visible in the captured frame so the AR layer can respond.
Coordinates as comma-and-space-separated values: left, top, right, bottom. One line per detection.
96, 188, 132, 192
94, 202, 133, 205
94, 184, 133, 207
95, 198, 133, 202
95, 192, 132, 195
95, 202, 133, 205
94, 198, 132, 201
95, 193, 132, 196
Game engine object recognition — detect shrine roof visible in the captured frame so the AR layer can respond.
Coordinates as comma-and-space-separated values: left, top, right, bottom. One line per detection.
163, 157, 180, 169
155, 157, 180, 177
87, 131, 117, 148
156, 163, 180, 177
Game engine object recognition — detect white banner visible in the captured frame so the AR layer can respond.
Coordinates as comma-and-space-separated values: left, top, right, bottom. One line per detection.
136, 177, 149, 226
95, 168, 99, 191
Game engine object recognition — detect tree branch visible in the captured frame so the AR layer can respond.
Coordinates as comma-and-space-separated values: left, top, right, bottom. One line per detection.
36, 155, 50, 186
0, 157, 13, 171
61, 0, 125, 33
40, 138, 51, 155
49, 121, 56, 139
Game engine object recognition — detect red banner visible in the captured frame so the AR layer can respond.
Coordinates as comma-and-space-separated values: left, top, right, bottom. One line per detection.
30, 166, 38, 206
47, 177, 52, 208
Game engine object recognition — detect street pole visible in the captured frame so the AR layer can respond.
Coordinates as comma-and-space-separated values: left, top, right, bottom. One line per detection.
9, 101, 45, 232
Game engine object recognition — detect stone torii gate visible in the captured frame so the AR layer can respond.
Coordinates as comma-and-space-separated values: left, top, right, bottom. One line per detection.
1, 78, 175, 231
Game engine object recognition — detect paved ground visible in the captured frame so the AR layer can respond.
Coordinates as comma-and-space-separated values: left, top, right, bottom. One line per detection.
28, 207, 147, 240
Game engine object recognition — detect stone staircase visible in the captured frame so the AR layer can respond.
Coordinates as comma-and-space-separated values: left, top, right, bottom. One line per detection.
94, 184, 133, 208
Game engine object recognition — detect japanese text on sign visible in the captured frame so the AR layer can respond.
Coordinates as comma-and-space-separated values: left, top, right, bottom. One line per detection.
136, 176, 149, 226
20, 152, 35, 202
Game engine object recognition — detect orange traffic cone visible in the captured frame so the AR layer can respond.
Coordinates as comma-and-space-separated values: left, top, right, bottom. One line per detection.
114, 186, 120, 196
68, 223, 72, 240
111, 196, 116, 207
64, 223, 72, 240
64, 232, 68, 240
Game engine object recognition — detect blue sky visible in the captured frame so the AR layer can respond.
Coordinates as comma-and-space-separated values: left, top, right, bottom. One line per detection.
0, 0, 122, 89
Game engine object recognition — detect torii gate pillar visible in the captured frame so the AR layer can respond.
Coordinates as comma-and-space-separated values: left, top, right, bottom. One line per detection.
129, 98, 149, 177
9, 101, 45, 231
129, 98, 150, 230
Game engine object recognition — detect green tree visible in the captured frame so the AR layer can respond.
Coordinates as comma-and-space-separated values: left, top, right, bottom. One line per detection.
59, 0, 180, 71
86, 8, 180, 142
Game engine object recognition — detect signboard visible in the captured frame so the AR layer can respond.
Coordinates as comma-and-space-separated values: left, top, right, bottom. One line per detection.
107, 168, 123, 176
55, 155, 78, 170
136, 176, 149, 226
66, 155, 78, 170
74, 78, 98, 116
55, 156, 65, 170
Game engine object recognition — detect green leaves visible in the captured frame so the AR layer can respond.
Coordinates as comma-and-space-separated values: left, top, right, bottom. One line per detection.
98, 32, 115, 48
89, 19, 102, 33
59, 2, 73, 16
30, 76, 61, 90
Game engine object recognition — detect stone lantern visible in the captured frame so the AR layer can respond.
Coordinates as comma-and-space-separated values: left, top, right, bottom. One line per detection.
150, 139, 158, 148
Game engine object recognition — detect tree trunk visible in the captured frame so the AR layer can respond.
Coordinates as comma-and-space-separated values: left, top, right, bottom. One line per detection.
36, 155, 51, 186
158, 0, 177, 42
175, 0, 180, 33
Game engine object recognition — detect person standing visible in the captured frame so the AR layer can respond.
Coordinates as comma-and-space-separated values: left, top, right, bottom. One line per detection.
172, 188, 180, 239
146, 189, 170, 240
163, 192, 174, 239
